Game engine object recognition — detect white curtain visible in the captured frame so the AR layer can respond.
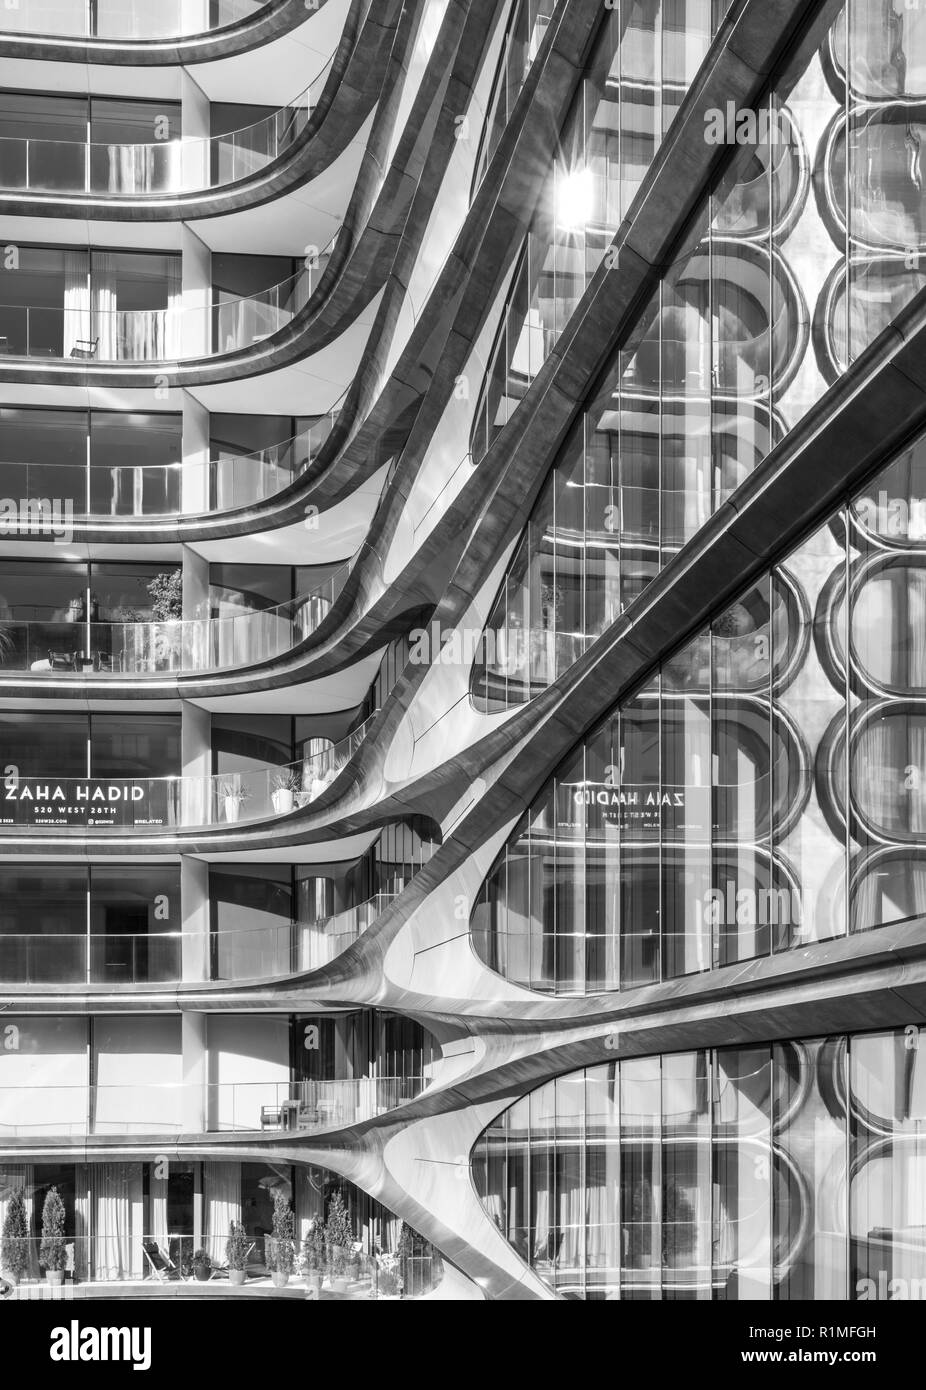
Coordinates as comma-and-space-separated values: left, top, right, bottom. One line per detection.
205, 1162, 241, 1254
92, 1163, 143, 1281
91, 252, 118, 361
149, 1168, 168, 1245
165, 254, 182, 359
63, 251, 90, 357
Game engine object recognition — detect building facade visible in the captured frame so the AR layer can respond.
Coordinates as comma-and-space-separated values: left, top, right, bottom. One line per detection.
0, 0, 923, 1302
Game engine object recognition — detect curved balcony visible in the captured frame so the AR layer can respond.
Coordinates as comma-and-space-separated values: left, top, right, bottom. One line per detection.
0, 100, 315, 199
0, 567, 345, 680
2, 1234, 429, 1299
0, 715, 375, 834
0, 0, 281, 41
0, 1075, 422, 1138
0, 406, 340, 523
0, 250, 334, 365
0, 889, 396, 986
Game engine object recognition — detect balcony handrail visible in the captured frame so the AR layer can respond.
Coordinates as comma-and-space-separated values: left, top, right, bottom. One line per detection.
0, 888, 401, 982
0, 1074, 424, 1135
0, 711, 378, 828
0, 0, 280, 41
0, 47, 338, 195
0, 392, 346, 518
0, 561, 352, 676
0, 226, 341, 362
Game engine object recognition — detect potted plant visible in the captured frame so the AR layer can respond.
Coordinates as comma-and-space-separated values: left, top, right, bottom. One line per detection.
271, 767, 300, 815
226, 1222, 249, 1286
145, 570, 184, 671
191, 1248, 213, 1282
375, 1251, 400, 1298
268, 1190, 294, 1288
300, 1220, 325, 1293
324, 1190, 353, 1294
1, 1188, 29, 1287
39, 1187, 67, 1286
219, 777, 251, 823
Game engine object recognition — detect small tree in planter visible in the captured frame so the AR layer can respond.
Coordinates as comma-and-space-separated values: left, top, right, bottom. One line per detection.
324, 1191, 353, 1291
39, 1187, 67, 1285
268, 1191, 294, 1288
2, 1189, 29, 1286
300, 1219, 325, 1291
226, 1222, 249, 1287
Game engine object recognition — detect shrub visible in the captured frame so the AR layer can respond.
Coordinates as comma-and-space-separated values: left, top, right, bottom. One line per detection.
39, 1187, 67, 1272
226, 1222, 249, 1272
2, 1190, 29, 1280
269, 1191, 294, 1276
324, 1191, 353, 1277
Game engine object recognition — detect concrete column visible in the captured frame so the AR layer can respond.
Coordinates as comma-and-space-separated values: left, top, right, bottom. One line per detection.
182, 543, 210, 675
182, 1012, 208, 1135
181, 696, 210, 828
181, 392, 210, 516
180, 68, 210, 197
181, 854, 210, 984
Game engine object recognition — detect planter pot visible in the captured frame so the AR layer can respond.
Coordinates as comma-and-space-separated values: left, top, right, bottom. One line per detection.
194, 1267, 210, 1282
224, 797, 241, 823
271, 789, 295, 814
46, 1271, 64, 1286
332, 1277, 348, 1294
271, 1271, 289, 1288
307, 1272, 323, 1291
228, 1270, 246, 1286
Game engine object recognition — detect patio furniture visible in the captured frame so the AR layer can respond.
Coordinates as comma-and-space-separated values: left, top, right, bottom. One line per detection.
142, 1240, 180, 1282
48, 650, 79, 671
260, 1104, 282, 1128
69, 338, 99, 360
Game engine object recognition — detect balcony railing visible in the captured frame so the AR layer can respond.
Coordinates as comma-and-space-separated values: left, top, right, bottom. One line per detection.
0, 244, 336, 363
0, 1, 284, 42
2, 568, 346, 677
2, 1233, 439, 1298
0, 408, 340, 520
0, 714, 376, 833
0, 54, 336, 195
0, 1076, 423, 1136
0, 890, 397, 983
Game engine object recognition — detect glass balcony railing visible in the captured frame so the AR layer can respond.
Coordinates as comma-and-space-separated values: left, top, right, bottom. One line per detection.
0, 0, 284, 42
3, 1233, 440, 1298
0, 253, 334, 363
0, 891, 398, 984
0, 59, 335, 196
0, 227, 341, 364
0, 408, 340, 519
0, 1076, 423, 1136
1, 568, 346, 677
0, 714, 376, 833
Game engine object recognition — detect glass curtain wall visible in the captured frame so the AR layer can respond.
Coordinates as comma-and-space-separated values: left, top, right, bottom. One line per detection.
472, 0, 923, 709
473, 1026, 926, 1301
470, 421, 926, 993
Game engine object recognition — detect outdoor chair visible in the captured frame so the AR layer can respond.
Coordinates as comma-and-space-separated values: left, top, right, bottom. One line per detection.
142, 1240, 180, 1282
48, 650, 79, 671
69, 338, 99, 360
